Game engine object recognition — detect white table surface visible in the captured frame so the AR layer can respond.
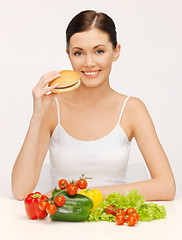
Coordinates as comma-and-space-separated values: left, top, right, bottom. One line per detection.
0, 196, 182, 240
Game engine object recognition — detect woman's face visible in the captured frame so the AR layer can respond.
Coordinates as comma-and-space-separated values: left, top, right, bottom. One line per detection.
67, 28, 120, 89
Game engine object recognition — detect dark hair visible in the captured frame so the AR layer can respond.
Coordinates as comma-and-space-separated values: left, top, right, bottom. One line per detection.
66, 10, 117, 49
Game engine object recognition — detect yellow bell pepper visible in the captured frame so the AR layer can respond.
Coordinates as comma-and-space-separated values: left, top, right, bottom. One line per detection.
78, 189, 104, 210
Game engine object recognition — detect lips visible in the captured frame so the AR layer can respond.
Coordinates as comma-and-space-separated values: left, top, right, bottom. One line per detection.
81, 70, 101, 77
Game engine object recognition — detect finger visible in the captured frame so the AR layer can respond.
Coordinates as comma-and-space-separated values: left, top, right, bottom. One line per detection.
39, 73, 61, 89
32, 81, 59, 98
42, 83, 59, 95
41, 70, 61, 79
39, 71, 61, 86
40, 71, 61, 83
33, 71, 61, 96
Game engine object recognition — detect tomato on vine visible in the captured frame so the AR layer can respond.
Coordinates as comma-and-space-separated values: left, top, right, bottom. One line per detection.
54, 195, 65, 207
115, 214, 125, 225
126, 215, 137, 226
117, 208, 126, 215
46, 203, 57, 215
125, 207, 136, 215
106, 205, 117, 216
67, 183, 78, 196
39, 200, 48, 211
58, 179, 68, 190
77, 179, 87, 189
129, 212, 140, 222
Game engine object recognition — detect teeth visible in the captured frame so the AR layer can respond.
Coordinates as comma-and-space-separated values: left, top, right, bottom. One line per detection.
84, 71, 99, 76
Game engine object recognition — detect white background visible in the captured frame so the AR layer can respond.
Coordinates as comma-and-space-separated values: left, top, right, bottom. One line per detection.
0, 0, 182, 197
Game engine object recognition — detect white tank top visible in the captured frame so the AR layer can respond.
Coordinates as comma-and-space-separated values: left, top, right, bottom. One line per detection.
48, 96, 131, 188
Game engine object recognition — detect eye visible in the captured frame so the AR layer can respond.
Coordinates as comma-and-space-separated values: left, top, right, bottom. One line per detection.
96, 49, 104, 54
74, 51, 82, 56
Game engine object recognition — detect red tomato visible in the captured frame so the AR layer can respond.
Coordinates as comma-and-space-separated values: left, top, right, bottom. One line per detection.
46, 203, 57, 215
125, 207, 136, 215
39, 200, 48, 211
126, 215, 137, 226
130, 212, 140, 222
117, 208, 126, 215
106, 205, 117, 216
58, 179, 68, 190
115, 214, 126, 225
67, 183, 78, 196
77, 179, 88, 189
54, 195, 65, 207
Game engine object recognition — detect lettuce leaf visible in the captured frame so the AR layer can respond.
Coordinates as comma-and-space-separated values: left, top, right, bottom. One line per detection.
88, 189, 166, 222
138, 202, 166, 222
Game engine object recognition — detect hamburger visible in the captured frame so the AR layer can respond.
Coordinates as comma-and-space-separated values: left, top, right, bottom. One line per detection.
49, 70, 81, 93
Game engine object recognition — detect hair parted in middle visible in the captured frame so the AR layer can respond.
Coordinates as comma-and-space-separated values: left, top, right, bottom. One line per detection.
66, 10, 118, 50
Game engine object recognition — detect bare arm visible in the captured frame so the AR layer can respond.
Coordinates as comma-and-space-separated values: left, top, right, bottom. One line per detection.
91, 98, 176, 201
11, 71, 60, 200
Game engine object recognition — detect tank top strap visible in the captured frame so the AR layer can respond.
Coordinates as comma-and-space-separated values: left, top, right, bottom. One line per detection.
117, 96, 130, 124
55, 97, 60, 125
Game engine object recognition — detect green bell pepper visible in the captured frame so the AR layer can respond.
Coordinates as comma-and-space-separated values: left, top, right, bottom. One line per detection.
50, 189, 93, 221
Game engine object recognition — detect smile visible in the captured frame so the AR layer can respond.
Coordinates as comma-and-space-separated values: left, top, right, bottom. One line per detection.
82, 70, 101, 77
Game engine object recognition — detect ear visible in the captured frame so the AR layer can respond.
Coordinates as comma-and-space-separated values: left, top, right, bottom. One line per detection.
66, 49, 70, 59
112, 44, 121, 62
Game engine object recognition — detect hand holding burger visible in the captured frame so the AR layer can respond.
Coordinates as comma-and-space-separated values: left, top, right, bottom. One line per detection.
32, 70, 80, 119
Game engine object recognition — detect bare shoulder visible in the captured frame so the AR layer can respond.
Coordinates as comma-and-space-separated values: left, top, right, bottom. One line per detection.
126, 96, 155, 137
126, 96, 152, 123
115, 95, 153, 140
114, 93, 148, 114
127, 96, 148, 114
110, 93, 147, 141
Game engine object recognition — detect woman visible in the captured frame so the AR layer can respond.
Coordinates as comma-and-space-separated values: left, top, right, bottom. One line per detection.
11, 10, 176, 201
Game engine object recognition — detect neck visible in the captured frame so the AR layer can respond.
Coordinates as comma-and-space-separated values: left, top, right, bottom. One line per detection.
70, 81, 114, 108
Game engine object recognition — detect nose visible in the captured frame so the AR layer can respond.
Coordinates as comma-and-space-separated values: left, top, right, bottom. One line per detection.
84, 54, 96, 68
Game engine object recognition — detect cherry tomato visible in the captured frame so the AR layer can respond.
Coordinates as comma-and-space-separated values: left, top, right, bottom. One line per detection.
46, 203, 57, 215
39, 200, 48, 211
67, 183, 78, 196
117, 208, 126, 215
54, 195, 65, 207
58, 179, 68, 190
106, 205, 117, 216
125, 207, 136, 215
115, 214, 126, 225
126, 215, 137, 226
130, 212, 140, 222
77, 179, 88, 189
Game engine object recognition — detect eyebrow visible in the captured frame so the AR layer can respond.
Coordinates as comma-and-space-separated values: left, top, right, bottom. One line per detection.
72, 44, 107, 51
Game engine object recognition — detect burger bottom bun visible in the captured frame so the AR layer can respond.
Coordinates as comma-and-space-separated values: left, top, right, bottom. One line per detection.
51, 80, 81, 94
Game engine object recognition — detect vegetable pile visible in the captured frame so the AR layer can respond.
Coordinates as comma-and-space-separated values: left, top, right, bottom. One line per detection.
24, 175, 166, 225
24, 174, 95, 221
88, 189, 166, 223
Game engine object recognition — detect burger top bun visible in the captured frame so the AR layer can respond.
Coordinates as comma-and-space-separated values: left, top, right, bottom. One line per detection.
49, 70, 81, 93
